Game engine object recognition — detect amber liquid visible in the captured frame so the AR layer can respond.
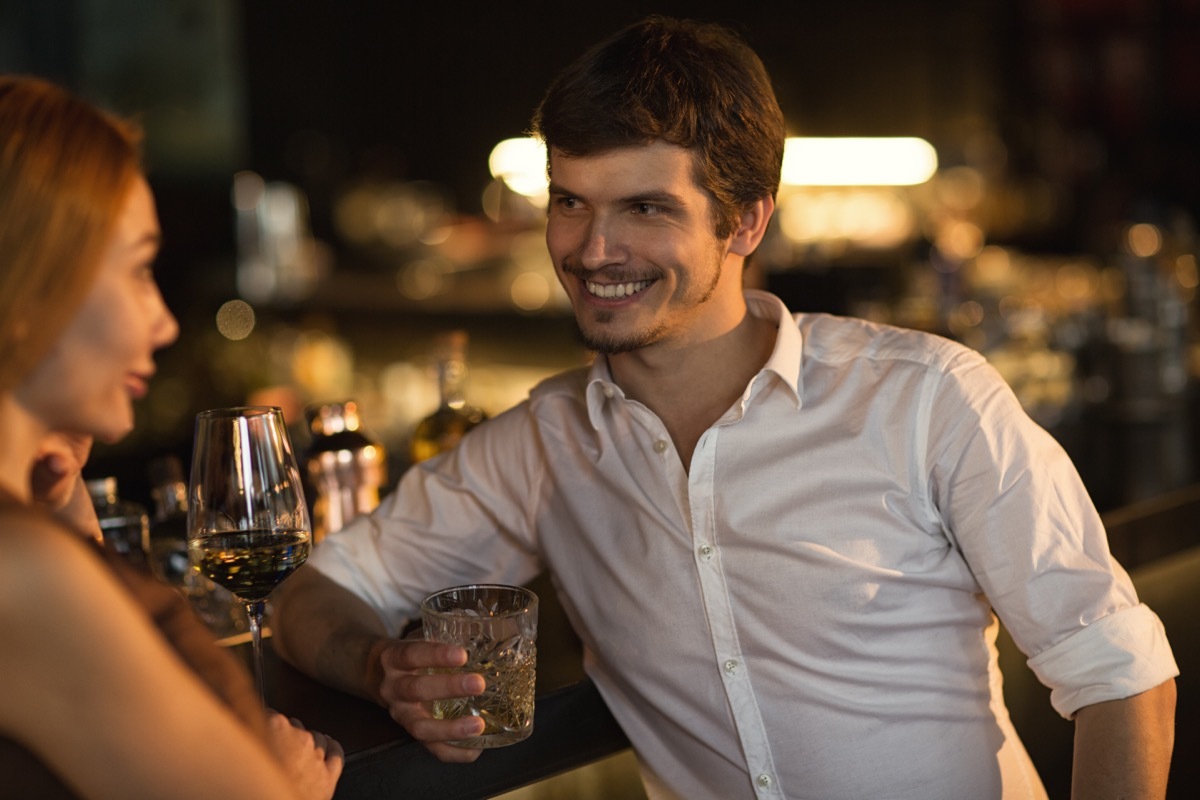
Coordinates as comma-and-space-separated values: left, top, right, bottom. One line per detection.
432, 647, 536, 748
409, 404, 487, 463
188, 529, 311, 602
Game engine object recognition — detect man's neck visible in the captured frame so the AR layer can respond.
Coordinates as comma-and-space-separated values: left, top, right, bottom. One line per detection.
608, 303, 777, 470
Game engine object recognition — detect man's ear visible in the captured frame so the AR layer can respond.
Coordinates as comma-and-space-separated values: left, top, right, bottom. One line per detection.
729, 194, 775, 257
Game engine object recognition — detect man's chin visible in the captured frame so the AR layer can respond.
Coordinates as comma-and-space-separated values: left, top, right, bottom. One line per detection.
576, 323, 659, 356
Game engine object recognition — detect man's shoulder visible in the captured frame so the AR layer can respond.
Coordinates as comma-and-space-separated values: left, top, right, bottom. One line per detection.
528, 364, 593, 403
795, 312, 982, 373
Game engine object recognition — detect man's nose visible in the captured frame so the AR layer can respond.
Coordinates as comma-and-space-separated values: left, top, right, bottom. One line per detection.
578, 217, 623, 271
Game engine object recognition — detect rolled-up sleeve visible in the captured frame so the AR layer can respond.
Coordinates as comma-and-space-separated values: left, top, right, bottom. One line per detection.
926, 350, 1179, 720
308, 402, 546, 637
1027, 603, 1178, 718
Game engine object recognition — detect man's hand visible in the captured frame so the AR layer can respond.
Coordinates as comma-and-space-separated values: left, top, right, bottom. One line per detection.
373, 637, 487, 763
271, 567, 486, 761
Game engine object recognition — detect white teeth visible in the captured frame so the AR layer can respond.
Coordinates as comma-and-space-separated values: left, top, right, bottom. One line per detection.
585, 280, 651, 299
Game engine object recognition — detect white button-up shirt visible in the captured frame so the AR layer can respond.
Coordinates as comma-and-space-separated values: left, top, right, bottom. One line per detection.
311, 290, 1178, 799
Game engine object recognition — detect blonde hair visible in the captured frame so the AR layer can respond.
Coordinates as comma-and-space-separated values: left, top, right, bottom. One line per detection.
0, 75, 143, 392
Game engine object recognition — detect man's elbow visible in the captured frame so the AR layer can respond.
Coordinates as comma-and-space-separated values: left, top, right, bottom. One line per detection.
270, 563, 323, 666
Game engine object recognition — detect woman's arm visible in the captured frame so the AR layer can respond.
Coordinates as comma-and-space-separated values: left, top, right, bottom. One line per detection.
0, 514, 340, 800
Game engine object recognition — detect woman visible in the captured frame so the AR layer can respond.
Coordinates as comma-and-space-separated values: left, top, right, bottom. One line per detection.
0, 76, 342, 799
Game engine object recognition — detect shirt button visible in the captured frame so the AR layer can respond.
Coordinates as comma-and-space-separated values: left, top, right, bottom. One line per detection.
653, 439, 668, 453
723, 659, 739, 675
698, 544, 715, 560
602, 385, 614, 398
757, 773, 773, 789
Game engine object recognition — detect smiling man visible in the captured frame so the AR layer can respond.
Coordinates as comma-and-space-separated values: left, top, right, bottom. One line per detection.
273, 16, 1177, 799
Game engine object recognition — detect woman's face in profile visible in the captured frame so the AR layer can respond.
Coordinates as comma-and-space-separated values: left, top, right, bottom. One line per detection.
18, 175, 179, 444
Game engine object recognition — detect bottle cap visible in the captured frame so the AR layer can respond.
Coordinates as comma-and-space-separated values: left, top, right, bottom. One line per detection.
305, 400, 362, 436
432, 330, 468, 362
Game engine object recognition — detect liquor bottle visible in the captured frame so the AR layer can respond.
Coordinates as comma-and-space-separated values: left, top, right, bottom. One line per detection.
144, 456, 245, 637
85, 476, 149, 567
408, 330, 487, 464
303, 399, 387, 542
146, 455, 190, 586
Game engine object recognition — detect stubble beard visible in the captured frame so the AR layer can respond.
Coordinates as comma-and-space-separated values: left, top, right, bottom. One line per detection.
571, 249, 725, 356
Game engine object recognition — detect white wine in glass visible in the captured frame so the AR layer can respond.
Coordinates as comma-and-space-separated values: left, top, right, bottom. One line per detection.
187, 406, 311, 699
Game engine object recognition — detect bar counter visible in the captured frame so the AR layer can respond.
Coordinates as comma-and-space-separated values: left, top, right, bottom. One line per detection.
232, 641, 631, 800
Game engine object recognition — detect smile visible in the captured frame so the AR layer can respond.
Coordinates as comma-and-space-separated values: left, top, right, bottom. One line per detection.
585, 280, 653, 299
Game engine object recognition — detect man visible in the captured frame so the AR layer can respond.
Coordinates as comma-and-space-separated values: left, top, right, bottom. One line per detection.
273, 16, 1177, 799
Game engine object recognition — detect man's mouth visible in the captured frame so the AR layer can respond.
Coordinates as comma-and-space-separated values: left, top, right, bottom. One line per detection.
585, 279, 653, 299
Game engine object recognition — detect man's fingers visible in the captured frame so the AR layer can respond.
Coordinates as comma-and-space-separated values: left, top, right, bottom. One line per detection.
425, 741, 485, 763
383, 669, 485, 704
380, 639, 469, 671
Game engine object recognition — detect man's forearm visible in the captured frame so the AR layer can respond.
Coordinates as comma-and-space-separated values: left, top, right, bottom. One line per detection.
271, 565, 392, 703
1072, 679, 1176, 800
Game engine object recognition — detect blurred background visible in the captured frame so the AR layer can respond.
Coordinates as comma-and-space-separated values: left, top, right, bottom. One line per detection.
2, 0, 1198, 513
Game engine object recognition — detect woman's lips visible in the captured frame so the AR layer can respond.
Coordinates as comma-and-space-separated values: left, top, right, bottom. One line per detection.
125, 373, 151, 399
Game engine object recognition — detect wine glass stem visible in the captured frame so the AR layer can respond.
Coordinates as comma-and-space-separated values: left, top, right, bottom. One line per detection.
245, 599, 267, 703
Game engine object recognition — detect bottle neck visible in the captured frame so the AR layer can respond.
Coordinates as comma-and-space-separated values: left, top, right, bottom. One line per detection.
152, 481, 188, 518
437, 357, 468, 409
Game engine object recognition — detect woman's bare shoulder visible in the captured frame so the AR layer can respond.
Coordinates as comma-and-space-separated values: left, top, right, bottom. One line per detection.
0, 505, 98, 572
0, 507, 117, 627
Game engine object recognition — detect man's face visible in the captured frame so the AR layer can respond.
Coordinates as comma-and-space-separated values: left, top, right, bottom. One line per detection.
545, 141, 745, 356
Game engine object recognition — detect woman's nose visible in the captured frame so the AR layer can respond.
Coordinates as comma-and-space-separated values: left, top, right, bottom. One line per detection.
154, 292, 180, 349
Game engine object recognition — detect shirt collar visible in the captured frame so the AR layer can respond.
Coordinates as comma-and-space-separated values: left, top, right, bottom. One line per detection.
583, 289, 803, 428
745, 289, 803, 409
585, 355, 621, 430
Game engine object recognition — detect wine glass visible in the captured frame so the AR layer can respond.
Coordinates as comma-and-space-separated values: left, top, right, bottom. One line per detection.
187, 406, 312, 699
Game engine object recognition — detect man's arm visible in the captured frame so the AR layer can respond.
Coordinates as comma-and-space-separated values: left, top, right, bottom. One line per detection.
1072, 678, 1176, 800
271, 565, 488, 762
271, 565, 390, 701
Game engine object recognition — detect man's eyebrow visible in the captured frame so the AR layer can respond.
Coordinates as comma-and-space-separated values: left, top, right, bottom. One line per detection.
546, 183, 685, 205
618, 189, 684, 206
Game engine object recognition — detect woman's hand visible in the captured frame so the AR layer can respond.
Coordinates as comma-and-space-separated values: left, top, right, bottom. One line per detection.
264, 711, 344, 800
31, 432, 92, 510
31, 433, 102, 540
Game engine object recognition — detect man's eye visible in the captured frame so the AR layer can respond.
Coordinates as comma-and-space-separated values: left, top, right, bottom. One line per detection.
632, 203, 658, 215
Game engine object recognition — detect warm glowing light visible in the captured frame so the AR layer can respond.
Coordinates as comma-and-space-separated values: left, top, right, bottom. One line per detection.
510, 271, 551, 311
1127, 223, 1162, 258
935, 221, 985, 261
782, 137, 938, 186
777, 189, 915, 246
1177, 254, 1198, 289
396, 260, 445, 300
216, 300, 255, 340
489, 137, 548, 197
